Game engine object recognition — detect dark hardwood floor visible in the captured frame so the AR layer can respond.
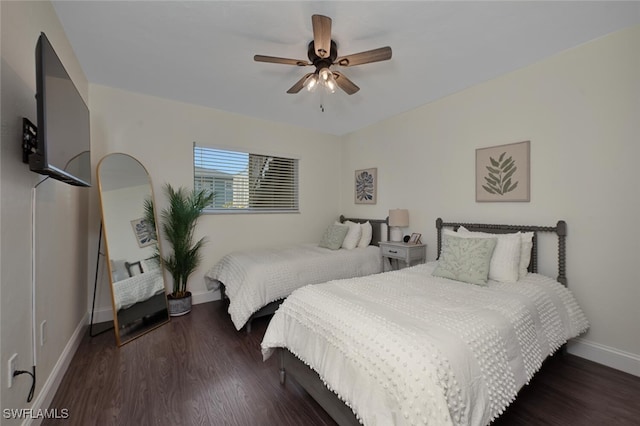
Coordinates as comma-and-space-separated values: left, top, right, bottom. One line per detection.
45, 301, 640, 426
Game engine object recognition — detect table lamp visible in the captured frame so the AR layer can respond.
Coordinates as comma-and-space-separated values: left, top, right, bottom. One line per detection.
388, 209, 409, 242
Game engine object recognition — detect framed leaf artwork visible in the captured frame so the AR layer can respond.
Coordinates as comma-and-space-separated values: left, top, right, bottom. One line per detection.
476, 141, 530, 202
130, 217, 156, 248
354, 168, 377, 204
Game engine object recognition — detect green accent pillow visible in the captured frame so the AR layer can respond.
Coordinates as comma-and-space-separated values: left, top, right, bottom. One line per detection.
319, 223, 349, 250
432, 233, 497, 285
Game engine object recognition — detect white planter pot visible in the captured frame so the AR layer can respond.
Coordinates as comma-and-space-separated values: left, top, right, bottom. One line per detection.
167, 292, 192, 316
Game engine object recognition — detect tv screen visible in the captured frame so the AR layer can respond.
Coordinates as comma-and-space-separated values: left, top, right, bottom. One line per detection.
30, 32, 91, 187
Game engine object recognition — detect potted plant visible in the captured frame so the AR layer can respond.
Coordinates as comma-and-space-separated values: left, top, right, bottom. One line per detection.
144, 183, 213, 316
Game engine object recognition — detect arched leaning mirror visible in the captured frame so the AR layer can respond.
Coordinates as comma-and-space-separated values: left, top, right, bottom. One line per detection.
97, 153, 169, 346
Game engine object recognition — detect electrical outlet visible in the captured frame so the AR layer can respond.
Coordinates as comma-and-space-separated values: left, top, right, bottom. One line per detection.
8, 353, 17, 388
40, 320, 47, 346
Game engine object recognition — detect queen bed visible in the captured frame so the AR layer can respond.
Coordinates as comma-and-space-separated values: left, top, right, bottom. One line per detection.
205, 216, 388, 332
261, 218, 589, 426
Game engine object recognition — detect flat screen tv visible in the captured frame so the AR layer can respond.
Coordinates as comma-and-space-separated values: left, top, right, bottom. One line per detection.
30, 32, 91, 187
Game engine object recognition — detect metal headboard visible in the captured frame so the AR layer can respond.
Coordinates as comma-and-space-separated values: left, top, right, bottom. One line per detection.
435, 218, 567, 285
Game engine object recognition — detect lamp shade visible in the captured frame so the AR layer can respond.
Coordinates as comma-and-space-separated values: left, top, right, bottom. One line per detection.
389, 209, 409, 227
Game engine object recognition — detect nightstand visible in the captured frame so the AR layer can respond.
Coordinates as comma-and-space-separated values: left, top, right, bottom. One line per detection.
379, 241, 426, 270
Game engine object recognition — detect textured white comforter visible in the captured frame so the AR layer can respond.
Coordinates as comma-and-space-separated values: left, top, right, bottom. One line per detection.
205, 243, 383, 330
261, 262, 589, 426
112, 270, 166, 311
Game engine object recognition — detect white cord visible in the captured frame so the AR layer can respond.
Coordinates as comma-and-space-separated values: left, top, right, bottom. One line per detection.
31, 186, 37, 367
30, 178, 47, 367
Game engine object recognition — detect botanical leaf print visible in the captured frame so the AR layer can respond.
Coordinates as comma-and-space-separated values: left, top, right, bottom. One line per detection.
355, 171, 375, 201
482, 151, 519, 195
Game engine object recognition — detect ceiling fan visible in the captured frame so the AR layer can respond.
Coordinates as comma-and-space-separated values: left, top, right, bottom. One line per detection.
254, 14, 392, 95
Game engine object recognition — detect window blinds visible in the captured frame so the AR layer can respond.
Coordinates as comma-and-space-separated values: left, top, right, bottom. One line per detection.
194, 145, 299, 212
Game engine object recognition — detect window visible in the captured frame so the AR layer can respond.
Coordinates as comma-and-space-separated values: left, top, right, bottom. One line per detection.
194, 144, 299, 213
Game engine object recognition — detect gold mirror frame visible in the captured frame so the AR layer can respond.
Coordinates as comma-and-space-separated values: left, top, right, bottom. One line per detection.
97, 153, 169, 346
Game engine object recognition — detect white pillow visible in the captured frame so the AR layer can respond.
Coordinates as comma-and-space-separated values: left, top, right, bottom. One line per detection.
457, 226, 522, 282
519, 232, 534, 279
110, 259, 128, 282
339, 221, 362, 250
140, 258, 160, 273
358, 221, 373, 248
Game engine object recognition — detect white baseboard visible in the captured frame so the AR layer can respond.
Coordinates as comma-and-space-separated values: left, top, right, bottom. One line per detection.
90, 306, 114, 323
191, 289, 220, 305
568, 337, 640, 377
24, 313, 88, 426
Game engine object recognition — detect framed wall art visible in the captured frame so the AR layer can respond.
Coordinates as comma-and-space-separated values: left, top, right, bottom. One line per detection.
354, 168, 377, 204
130, 218, 156, 248
476, 141, 530, 202
408, 233, 422, 244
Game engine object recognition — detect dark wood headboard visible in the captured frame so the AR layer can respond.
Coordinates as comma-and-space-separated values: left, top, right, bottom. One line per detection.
339, 215, 389, 247
435, 218, 567, 285
124, 260, 143, 277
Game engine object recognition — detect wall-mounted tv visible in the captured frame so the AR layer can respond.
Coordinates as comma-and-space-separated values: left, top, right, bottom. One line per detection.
29, 32, 91, 187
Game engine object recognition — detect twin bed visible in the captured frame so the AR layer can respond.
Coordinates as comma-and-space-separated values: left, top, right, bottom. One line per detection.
111, 258, 167, 331
205, 216, 388, 332
259, 218, 589, 426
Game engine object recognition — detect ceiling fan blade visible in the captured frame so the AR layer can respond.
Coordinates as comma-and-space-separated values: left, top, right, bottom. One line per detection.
254, 55, 310, 66
335, 46, 392, 67
312, 14, 332, 59
333, 71, 360, 95
287, 73, 314, 94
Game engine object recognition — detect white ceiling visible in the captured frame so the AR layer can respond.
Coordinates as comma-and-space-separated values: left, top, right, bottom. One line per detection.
52, 1, 640, 136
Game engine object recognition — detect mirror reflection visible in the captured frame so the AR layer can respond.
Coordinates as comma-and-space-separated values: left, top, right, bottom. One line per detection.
97, 153, 169, 346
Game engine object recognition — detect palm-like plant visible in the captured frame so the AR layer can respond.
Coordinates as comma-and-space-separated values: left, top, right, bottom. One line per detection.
144, 184, 213, 298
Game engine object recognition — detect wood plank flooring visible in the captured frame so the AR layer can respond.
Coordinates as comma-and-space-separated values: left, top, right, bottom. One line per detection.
45, 301, 640, 426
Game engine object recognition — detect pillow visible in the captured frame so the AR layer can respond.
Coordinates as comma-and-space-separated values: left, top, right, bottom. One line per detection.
340, 221, 363, 250
432, 233, 497, 285
141, 258, 161, 273
110, 259, 128, 282
358, 221, 373, 248
457, 226, 522, 282
519, 232, 534, 279
319, 223, 349, 250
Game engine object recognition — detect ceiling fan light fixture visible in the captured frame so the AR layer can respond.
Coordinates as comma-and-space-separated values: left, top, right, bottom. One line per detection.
319, 67, 332, 82
254, 14, 391, 96
304, 74, 318, 92
325, 75, 337, 93
317, 67, 337, 93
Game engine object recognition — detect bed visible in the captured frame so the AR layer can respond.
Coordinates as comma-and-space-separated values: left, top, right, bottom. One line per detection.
111, 257, 166, 323
205, 216, 388, 332
112, 268, 165, 311
261, 218, 589, 426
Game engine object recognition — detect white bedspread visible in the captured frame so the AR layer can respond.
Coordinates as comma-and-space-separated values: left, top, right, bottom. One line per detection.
112, 270, 166, 311
261, 262, 589, 426
205, 243, 383, 330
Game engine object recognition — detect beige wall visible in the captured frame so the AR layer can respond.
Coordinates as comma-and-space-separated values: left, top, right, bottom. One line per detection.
1, 0, 90, 421
88, 84, 342, 316
341, 26, 640, 374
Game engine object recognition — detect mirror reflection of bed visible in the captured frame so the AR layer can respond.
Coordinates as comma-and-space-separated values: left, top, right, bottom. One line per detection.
97, 153, 169, 346
111, 258, 168, 342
